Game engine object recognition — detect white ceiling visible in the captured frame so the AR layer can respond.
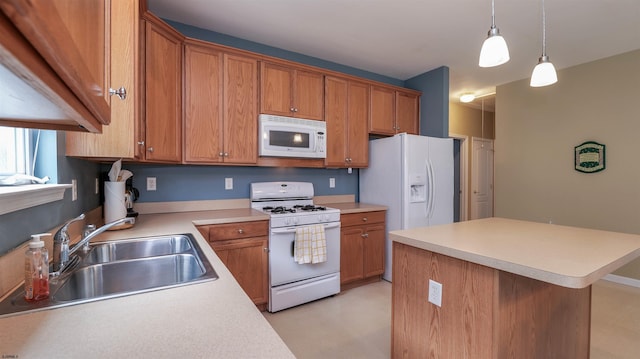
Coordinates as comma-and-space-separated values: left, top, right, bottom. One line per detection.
147, 0, 640, 105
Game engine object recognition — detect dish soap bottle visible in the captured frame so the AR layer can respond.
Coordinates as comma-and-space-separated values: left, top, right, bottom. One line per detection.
25, 233, 50, 302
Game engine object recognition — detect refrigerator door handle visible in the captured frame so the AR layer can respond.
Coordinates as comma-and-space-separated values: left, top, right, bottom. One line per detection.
426, 159, 435, 219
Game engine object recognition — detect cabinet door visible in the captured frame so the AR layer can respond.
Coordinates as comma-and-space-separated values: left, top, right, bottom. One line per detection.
340, 227, 365, 284
211, 237, 268, 306
294, 69, 324, 120
346, 81, 369, 167
0, 0, 111, 126
223, 54, 258, 164
363, 224, 385, 278
324, 76, 348, 167
184, 44, 223, 163
260, 62, 293, 116
144, 20, 182, 162
396, 91, 420, 135
66, 0, 141, 157
369, 86, 395, 135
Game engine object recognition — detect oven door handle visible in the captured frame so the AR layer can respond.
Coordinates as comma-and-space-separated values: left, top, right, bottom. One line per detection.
271, 222, 340, 234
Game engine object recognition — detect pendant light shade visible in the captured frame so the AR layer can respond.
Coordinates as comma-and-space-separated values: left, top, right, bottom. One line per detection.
479, 0, 510, 67
530, 0, 557, 87
530, 55, 557, 87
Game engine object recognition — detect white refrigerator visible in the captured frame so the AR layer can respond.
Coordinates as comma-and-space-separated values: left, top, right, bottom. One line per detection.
359, 133, 454, 281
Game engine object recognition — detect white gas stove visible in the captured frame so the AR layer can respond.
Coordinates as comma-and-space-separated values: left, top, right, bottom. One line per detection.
250, 182, 341, 312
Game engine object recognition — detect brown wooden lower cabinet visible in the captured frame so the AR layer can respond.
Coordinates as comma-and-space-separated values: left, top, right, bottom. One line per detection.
340, 211, 386, 289
392, 242, 591, 358
199, 221, 269, 311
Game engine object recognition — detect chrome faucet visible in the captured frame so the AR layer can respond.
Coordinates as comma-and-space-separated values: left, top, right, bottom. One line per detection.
51, 214, 134, 276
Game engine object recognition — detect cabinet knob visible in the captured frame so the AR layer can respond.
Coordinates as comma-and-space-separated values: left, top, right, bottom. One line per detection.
147, 147, 154, 153
219, 152, 224, 157
224, 152, 229, 157
362, 217, 368, 222
290, 107, 295, 112
361, 233, 368, 238
263, 247, 269, 252
137, 141, 145, 146
238, 229, 244, 234
109, 86, 127, 100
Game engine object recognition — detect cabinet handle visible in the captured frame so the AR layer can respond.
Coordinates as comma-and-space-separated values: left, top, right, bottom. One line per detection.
238, 229, 244, 234
147, 147, 154, 153
109, 86, 127, 100
137, 141, 145, 146
361, 233, 368, 238
362, 217, 368, 222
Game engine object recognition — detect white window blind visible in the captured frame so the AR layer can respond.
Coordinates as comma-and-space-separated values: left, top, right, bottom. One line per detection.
0, 126, 31, 176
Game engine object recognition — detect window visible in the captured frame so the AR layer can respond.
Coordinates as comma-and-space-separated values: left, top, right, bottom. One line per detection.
0, 126, 31, 176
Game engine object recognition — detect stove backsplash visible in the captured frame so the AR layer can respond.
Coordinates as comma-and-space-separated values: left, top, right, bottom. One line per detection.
101, 164, 359, 204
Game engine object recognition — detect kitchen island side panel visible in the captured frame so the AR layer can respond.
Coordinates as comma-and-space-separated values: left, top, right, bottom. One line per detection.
392, 242, 591, 358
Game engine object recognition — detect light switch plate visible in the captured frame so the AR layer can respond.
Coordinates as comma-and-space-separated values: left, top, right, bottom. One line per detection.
225, 178, 233, 190
329, 178, 335, 188
71, 179, 77, 201
428, 279, 442, 307
147, 177, 157, 191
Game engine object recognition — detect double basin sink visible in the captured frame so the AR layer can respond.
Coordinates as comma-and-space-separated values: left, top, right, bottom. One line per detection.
0, 233, 218, 317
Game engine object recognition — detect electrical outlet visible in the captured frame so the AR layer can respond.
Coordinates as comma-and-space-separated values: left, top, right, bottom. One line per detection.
95, 178, 99, 194
71, 179, 78, 201
225, 178, 233, 190
428, 279, 442, 307
147, 177, 157, 191
329, 178, 335, 188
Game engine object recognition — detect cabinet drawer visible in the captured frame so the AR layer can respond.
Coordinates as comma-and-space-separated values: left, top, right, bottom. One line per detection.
341, 211, 385, 227
208, 220, 269, 241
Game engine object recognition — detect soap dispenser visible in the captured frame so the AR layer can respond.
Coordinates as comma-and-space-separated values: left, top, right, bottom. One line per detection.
25, 233, 51, 302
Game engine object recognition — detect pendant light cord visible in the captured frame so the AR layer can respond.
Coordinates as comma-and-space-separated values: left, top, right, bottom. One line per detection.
541, 0, 547, 56
491, 0, 496, 28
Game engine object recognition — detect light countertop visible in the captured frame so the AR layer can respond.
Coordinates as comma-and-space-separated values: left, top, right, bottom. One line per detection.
390, 217, 640, 289
324, 202, 387, 213
0, 209, 294, 359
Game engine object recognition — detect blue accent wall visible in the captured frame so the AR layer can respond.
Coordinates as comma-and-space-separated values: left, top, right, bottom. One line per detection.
405, 66, 450, 138
111, 164, 357, 203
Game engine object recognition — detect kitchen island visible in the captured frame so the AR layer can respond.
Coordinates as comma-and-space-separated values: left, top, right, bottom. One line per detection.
390, 217, 640, 358
0, 209, 295, 358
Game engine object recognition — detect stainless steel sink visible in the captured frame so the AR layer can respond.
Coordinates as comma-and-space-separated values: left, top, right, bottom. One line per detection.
0, 233, 217, 317
84, 235, 192, 264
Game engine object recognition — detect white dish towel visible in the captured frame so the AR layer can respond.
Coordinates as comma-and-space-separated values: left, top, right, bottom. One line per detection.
294, 224, 327, 264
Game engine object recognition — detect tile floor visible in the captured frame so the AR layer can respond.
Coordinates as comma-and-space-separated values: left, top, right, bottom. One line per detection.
264, 279, 640, 359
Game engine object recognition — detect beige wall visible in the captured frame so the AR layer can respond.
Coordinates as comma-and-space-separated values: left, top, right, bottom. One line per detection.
450, 102, 495, 219
495, 49, 640, 279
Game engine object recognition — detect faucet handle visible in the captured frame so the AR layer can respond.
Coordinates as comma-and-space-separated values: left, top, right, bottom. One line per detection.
54, 213, 86, 242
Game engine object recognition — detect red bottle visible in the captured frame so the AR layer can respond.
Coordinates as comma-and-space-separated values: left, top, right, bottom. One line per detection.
25, 233, 50, 302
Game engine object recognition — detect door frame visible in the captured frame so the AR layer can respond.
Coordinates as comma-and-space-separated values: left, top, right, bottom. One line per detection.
449, 133, 468, 222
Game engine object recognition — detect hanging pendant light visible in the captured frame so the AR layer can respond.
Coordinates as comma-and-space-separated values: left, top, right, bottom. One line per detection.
479, 0, 510, 67
530, 0, 557, 87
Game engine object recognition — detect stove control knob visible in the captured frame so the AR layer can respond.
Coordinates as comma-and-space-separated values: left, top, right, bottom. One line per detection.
284, 218, 291, 225
293, 217, 299, 224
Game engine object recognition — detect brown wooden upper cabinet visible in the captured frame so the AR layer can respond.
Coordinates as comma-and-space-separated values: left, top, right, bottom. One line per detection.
260, 62, 324, 120
369, 86, 420, 136
66, 0, 141, 158
325, 76, 369, 168
183, 40, 258, 164
143, 16, 183, 163
0, 0, 120, 132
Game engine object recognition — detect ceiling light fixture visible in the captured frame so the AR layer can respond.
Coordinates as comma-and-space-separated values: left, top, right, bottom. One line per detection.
479, 0, 510, 67
530, 0, 557, 87
460, 94, 476, 103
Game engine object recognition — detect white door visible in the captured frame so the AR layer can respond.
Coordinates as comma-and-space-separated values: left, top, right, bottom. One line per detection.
471, 137, 494, 219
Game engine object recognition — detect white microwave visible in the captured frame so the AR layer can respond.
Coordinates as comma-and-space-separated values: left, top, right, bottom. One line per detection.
259, 114, 326, 158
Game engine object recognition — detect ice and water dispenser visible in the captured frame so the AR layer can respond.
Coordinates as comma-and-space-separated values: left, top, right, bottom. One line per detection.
409, 174, 427, 203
